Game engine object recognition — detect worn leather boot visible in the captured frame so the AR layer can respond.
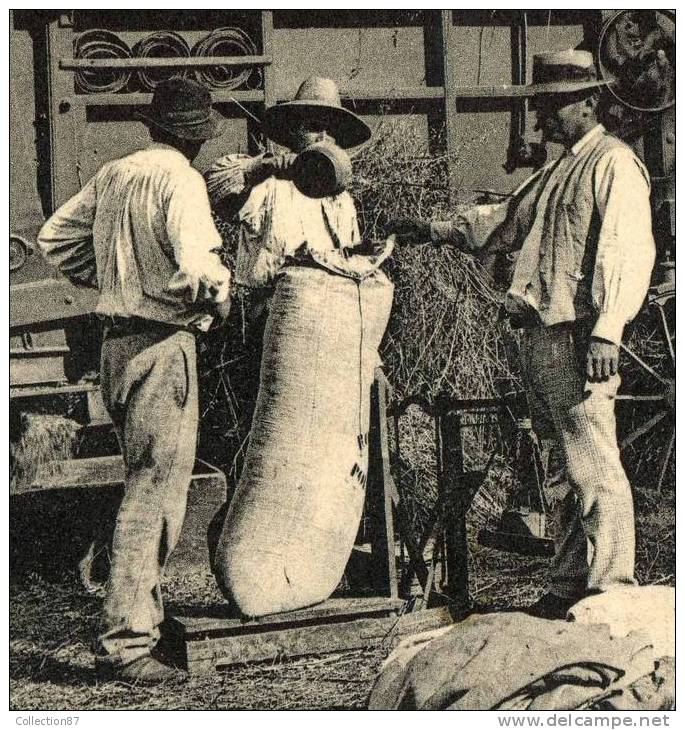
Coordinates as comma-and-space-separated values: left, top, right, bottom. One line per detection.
96, 654, 187, 685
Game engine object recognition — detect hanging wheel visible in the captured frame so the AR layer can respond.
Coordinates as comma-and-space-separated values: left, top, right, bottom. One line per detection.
616, 288, 675, 492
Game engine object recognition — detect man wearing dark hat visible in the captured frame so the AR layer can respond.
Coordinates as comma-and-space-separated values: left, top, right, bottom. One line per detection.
389, 50, 656, 618
38, 78, 231, 682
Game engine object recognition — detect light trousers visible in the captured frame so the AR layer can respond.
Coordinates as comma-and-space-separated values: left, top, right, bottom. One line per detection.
520, 323, 636, 599
96, 328, 198, 666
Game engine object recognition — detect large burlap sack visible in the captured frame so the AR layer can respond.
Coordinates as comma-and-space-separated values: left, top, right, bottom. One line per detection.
568, 585, 675, 658
213, 266, 394, 616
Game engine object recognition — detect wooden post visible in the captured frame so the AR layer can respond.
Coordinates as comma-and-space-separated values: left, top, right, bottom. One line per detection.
439, 10, 459, 199
46, 17, 83, 210
367, 369, 398, 598
436, 400, 469, 611
260, 10, 276, 153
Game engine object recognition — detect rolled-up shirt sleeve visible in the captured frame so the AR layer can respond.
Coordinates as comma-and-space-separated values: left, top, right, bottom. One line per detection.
428, 165, 550, 255
591, 148, 656, 345
37, 177, 98, 288
204, 154, 265, 207
430, 202, 510, 253
165, 168, 231, 304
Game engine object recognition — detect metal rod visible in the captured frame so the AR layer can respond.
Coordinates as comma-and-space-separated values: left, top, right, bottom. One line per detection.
619, 410, 667, 449
620, 344, 668, 385
656, 428, 675, 493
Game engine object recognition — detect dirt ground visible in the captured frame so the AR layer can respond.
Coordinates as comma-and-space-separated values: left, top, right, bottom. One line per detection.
10, 486, 673, 711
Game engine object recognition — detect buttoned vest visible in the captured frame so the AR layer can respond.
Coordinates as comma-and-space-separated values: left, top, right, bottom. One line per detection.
508, 131, 631, 326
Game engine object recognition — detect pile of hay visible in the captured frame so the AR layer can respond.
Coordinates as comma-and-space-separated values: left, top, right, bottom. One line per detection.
10, 413, 81, 492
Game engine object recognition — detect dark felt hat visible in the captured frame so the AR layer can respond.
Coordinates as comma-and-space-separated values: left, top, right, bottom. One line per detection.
263, 77, 371, 149
135, 77, 225, 140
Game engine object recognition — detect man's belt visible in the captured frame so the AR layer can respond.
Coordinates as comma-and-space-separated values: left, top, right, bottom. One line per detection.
100, 315, 195, 338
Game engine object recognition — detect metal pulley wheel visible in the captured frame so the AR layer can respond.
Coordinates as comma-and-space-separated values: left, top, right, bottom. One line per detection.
9, 235, 31, 272
598, 10, 675, 113
192, 27, 261, 90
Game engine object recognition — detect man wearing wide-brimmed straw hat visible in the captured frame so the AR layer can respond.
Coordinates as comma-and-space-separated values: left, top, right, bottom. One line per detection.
204, 76, 391, 291
389, 49, 656, 619
38, 78, 231, 683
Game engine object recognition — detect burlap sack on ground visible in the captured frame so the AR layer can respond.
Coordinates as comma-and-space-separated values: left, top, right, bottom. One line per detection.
368, 611, 662, 710
213, 266, 393, 616
568, 585, 675, 658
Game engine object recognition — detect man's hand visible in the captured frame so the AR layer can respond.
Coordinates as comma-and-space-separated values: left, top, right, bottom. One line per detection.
586, 337, 620, 380
386, 217, 432, 245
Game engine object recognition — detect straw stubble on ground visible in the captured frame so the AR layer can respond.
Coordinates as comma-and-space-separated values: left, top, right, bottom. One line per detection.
10, 486, 673, 711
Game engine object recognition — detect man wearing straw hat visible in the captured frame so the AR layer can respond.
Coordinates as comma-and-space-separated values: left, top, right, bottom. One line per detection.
389, 50, 656, 619
38, 78, 231, 683
204, 76, 391, 290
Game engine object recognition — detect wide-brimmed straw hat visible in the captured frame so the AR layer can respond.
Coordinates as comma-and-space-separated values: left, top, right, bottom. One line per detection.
527, 49, 611, 96
135, 77, 225, 140
264, 77, 371, 149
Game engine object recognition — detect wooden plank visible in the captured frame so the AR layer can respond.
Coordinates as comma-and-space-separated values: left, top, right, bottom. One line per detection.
69, 90, 265, 108
60, 55, 272, 70
10, 381, 100, 400
260, 11, 276, 109
10, 278, 99, 330
181, 606, 456, 672
9, 355, 68, 389
175, 596, 406, 637
368, 370, 398, 598
436, 406, 469, 610
46, 20, 81, 209
11, 461, 227, 579
339, 86, 445, 101
28, 455, 224, 491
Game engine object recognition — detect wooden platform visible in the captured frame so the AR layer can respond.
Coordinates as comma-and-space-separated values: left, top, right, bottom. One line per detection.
161, 597, 457, 673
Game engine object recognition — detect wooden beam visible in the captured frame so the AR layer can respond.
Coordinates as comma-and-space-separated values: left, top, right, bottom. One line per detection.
439, 10, 459, 197
260, 11, 276, 109
368, 369, 398, 598
46, 19, 82, 209
453, 85, 530, 98
436, 404, 469, 610
67, 90, 265, 107
165, 602, 456, 673
340, 86, 445, 101
10, 278, 99, 330
60, 55, 272, 70
176, 596, 405, 635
